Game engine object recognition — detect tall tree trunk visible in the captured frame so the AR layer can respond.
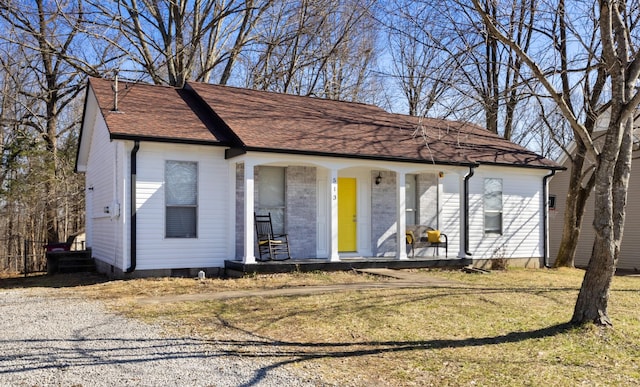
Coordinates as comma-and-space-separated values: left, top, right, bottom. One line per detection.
45, 113, 59, 243
570, 0, 640, 326
554, 143, 596, 267
572, 118, 632, 325
470, 0, 640, 326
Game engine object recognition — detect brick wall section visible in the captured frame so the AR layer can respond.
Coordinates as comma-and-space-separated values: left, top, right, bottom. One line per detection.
370, 172, 440, 257
286, 166, 317, 258
371, 170, 398, 256
235, 163, 245, 259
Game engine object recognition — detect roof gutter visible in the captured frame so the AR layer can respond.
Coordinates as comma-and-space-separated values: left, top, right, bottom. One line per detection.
110, 133, 229, 147
463, 165, 477, 257
542, 169, 557, 268
125, 140, 140, 274
226, 146, 479, 167
226, 146, 566, 171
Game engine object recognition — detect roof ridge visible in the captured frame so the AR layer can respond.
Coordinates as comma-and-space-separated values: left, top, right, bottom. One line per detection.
89, 76, 181, 90
186, 80, 389, 112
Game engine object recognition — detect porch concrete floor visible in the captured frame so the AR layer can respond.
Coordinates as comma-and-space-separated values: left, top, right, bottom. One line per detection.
224, 256, 472, 277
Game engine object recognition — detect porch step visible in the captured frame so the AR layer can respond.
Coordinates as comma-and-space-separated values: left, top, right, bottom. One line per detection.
224, 268, 247, 279
224, 257, 472, 276
462, 266, 491, 274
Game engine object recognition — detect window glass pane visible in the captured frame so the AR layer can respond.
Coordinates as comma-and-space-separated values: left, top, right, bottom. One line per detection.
166, 207, 197, 238
484, 178, 502, 211
484, 178, 502, 234
257, 166, 285, 234
166, 161, 197, 205
258, 166, 285, 207
484, 212, 502, 234
258, 208, 285, 235
165, 161, 197, 238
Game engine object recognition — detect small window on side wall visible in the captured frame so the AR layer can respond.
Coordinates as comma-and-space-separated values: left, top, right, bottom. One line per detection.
165, 161, 198, 238
484, 178, 503, 235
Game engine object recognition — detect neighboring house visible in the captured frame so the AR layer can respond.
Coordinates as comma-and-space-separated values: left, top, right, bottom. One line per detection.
76, 77, 562, 277
549, 124, 640, 272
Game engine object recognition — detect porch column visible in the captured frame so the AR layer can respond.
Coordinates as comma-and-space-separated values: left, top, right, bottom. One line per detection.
396, 171, 408, 260
243, 161, 256, 264
329, 169, 340, 261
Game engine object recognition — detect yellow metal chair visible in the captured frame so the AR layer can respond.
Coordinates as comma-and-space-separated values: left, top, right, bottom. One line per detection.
406, 226, 448, 258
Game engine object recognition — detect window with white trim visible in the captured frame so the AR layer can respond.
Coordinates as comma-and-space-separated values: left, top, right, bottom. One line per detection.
165, 161, 198, 238
484, 178, 503, 235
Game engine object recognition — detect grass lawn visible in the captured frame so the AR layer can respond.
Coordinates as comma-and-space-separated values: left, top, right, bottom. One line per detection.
4, 268, 640, 386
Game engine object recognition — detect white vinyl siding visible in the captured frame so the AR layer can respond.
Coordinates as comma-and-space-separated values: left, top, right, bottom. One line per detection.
439, 172, 461, 255
134, 143, 230, 270
85, 108, 123, 268
468, 168, 544, 259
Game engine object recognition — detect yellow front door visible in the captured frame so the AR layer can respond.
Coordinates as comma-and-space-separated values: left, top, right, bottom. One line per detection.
338, 177, 357, 252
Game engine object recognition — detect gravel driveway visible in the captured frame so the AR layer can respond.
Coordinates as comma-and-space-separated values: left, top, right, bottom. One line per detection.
0, 288, 324, 386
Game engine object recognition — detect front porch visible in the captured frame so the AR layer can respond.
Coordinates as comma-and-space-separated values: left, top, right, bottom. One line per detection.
234, 156, 468, 265
224, 256, 472, 277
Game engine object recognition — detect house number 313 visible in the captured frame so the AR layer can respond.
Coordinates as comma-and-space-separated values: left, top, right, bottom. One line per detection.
332, 178, 337, 200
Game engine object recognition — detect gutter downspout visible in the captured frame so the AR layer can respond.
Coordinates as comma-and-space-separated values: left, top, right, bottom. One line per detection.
125, 141, 140, 274
542, 169, 556, 268
464, 165, 476, 257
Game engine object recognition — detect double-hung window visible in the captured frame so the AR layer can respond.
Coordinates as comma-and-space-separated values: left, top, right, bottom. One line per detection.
484, 178, 503, 235
165, 161, 198, 238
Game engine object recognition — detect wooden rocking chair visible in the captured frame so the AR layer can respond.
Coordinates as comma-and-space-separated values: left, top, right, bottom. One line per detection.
254, 212, 291, 261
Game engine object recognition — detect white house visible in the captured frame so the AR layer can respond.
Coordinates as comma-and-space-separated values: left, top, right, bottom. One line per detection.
76, 77, 562, 277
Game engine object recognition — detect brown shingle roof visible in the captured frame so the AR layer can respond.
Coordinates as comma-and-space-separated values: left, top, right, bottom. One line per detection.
89, 77, 230, 144
188, 82, 560, 169
88, 77, 561, 169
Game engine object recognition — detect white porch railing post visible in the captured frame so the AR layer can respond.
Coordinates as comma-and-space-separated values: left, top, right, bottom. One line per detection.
243, 161, 256, 264
329, 169, 340, 262
396, 171, 408, 260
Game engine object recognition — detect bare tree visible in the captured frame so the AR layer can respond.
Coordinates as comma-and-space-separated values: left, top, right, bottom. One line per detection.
382, 0, 536, 140
550, 2, 608, 269
245, 0, 378, 101
471, 0, 640, 326
87, 0, 272, 87
381, 1, 459, 117
0, 0, 92, 243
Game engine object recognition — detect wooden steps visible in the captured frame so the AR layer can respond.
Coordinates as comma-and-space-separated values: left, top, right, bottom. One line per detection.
46, 251, 95, 274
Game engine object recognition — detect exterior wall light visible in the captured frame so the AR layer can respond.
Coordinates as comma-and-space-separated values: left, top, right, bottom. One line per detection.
375, 172, 382, 185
